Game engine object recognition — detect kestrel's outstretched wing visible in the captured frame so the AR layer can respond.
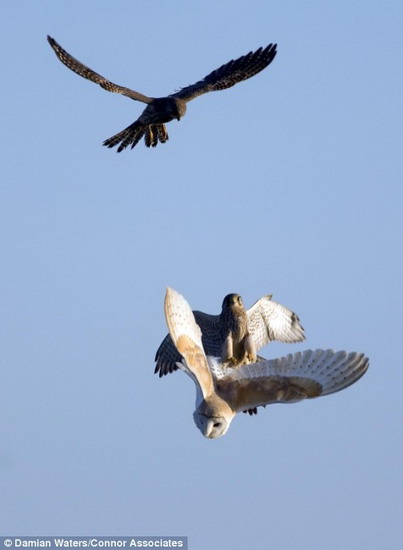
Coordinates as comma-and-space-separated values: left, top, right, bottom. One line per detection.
209, 349, 369, 413
247, 295, 305, 350
47, 36, 152, 104
171, 43, 277, 102
155, 310, 223, 377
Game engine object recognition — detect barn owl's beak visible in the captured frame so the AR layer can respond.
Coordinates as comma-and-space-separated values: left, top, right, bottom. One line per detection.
194, 414, 230, 439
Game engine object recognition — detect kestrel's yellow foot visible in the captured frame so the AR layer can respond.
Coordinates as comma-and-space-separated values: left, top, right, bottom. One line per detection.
246, 352, 257, 364
222, 356, 237, 367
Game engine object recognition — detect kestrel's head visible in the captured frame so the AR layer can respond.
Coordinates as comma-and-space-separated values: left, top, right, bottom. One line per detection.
167, 98, 186, 121
193, 394, 235, 439
222, 293, 244, 312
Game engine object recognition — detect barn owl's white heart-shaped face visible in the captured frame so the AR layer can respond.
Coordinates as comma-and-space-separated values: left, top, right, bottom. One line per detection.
193, 413, 231, 439
193, 396, 235, 438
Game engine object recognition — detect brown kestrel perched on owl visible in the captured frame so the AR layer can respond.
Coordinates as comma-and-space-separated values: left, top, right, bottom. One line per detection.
162, 288, 369, 438
47, 36, 277, 152
218, 293, 257, 366
155, 292, 305, 377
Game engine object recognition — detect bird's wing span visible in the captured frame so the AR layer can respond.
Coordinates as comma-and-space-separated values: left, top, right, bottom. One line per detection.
247, 295, 305, 350
164, 288, 215, 399
155, 310, 222, 377
210, 349, 369, 412
171, 43, 277, 102
47, 36, 152, 104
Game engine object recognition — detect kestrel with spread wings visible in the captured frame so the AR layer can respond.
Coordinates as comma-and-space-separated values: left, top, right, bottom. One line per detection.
47, 36, 277, 152
161, 288, 369, 439
155, 291, 305, 377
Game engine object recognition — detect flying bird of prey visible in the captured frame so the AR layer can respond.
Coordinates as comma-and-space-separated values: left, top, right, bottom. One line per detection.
155, 292, 305, 377
47, 36, 277, 152
162, 288, 369, 439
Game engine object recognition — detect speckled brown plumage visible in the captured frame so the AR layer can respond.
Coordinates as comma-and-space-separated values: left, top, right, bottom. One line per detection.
47, 36, 277, 152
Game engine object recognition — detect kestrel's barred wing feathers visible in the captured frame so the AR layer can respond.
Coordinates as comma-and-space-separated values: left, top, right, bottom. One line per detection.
192, 311, 223, 355
47, 36, 152, 104
155, 310, 223, 377
154, 333, 182, 377
209, 350, 369, 413
171, 43, 277, 103
247, 295, 305, 350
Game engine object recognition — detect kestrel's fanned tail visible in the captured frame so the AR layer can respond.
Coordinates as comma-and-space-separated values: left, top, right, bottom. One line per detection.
103, 122, 145, 152
103, 123, 169, 151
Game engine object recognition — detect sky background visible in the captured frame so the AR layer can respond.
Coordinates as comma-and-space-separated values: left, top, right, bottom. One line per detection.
1, 1, 402, 548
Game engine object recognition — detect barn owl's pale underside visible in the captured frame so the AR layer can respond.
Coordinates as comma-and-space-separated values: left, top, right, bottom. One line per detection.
162, 288, 369, 439
47, 36, 277, 152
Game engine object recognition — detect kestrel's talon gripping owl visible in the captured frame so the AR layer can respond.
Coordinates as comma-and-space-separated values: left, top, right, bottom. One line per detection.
223, 332, 256, 366
47, 35, 277, 152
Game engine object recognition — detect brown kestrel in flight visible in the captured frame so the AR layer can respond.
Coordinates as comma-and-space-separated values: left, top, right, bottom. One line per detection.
47, 36, 277, 152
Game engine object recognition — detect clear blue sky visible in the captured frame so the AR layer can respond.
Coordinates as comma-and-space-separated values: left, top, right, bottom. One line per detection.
1, 1, 402, 548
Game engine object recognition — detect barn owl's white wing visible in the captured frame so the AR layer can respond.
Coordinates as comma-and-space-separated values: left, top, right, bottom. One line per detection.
209, 349, 369, 413
164, 288, 213, 399
247, 295, 305, 350
164, 288, 235, 438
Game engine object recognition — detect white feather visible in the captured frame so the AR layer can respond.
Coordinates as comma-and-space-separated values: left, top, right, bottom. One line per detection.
209, 349, 369, 396
164, 287, 203, 347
